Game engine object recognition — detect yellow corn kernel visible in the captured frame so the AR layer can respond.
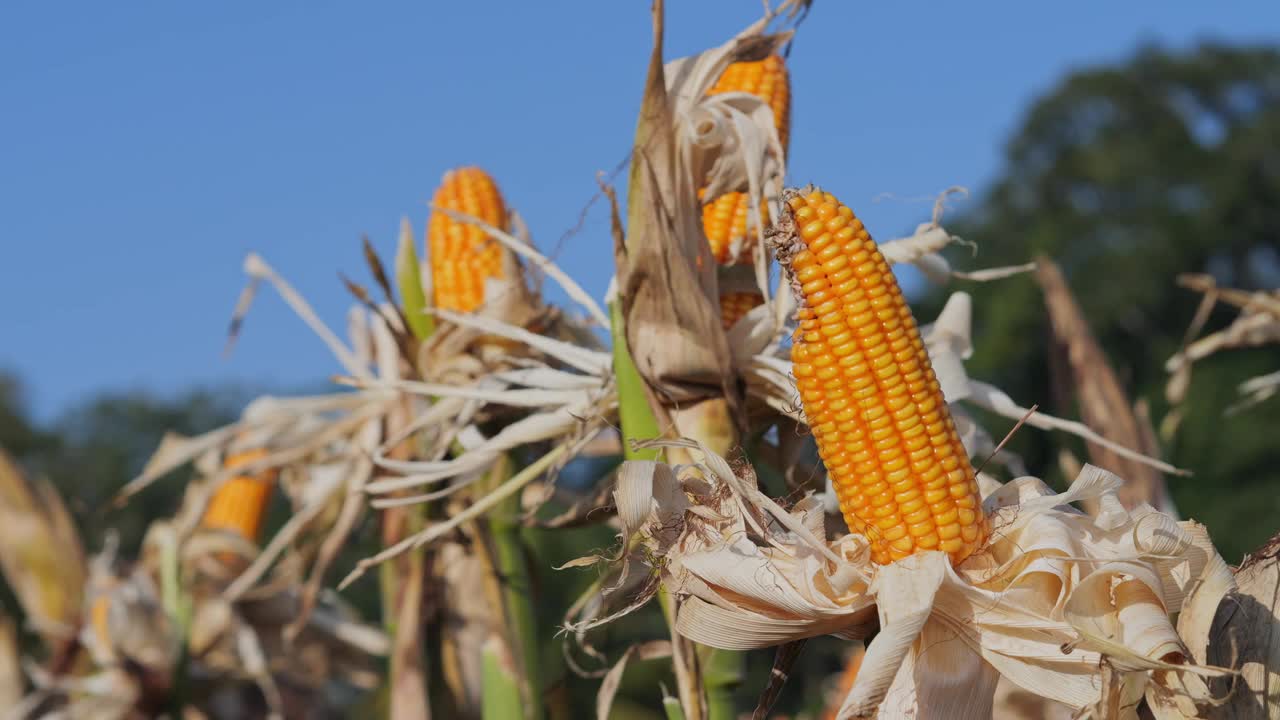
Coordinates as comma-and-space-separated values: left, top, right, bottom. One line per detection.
703, 55, 789, 323
720, 291, 763, 330
703, 192, 771, 265
701, 54, 791, 268
708, 54, 790, 150
427, 166, 508, 313
774, 187, 989, 565
201, 448, 277, 543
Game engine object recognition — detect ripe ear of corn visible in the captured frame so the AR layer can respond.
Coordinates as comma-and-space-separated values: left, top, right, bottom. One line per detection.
703, 54, 791, 326
719, 291, 763, 330
201, 448, 277, 543
774, 187, 989, 565
427, 166, 508, 313
702, 191, 771, 266
707, 54, 790, 150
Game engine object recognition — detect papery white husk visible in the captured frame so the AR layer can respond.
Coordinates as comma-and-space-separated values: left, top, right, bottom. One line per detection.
608, 446, 1231, 720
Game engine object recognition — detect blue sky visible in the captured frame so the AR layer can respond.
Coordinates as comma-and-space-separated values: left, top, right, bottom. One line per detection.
2, 2, 1276, 421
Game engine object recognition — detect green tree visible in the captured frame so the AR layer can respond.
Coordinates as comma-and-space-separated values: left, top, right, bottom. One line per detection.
43, 387, 249, 552
931, 43, 1280, 559
0, 372, 249, 554
0, 373, 56, 460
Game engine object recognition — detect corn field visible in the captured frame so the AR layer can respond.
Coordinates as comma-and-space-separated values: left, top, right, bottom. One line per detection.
1, 2, 1278, 719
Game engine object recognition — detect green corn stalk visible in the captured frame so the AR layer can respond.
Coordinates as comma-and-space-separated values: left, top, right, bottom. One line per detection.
479, 453, 544, 720
662, 694, 687, 720
482, 638, 524, 720
613, 301, 731, 719
612, 301, 661, 464
379, 505, 430, 720
157, 526, 192, 717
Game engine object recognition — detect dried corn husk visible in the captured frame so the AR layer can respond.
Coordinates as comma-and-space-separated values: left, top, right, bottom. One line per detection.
566, 439, 1231, 719
1147, 533, 1280, 719
1037, 256, 1178, 515
612, 0, 741, 420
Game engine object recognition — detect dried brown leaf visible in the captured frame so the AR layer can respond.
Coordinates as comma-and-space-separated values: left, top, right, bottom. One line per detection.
615, 0, 742, 424
1163, 532, 1280, 719
1037, 256, 1177, 515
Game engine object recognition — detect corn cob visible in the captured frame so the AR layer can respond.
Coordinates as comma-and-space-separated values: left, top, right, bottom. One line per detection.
702, 54, 790, 264
719, 291, 763, 330
703, 54, 790, 327
701, 192, 771, 266
773, 187, 989, 565
427, 167, 509, 313
201, 448, 277, 543
708, 54, 790, 150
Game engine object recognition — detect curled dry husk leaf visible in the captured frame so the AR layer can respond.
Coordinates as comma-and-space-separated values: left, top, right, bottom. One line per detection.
1166, 273, 1280, 411
1147, 532, 1280, 719
566, 439, 1231, 719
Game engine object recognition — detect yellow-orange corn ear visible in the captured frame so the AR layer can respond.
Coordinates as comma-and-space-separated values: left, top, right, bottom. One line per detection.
773, 187, 989, 565
703, 55, 790, 324
427, 167, 508, 313
201, 448, 277, 543
720, 291, 763, 330
702, 191, 770, 266
707, 54, 790, 150
702, 54, 790, 265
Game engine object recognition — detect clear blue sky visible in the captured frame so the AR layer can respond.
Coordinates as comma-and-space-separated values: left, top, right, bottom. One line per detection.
2, 2, 1276, 421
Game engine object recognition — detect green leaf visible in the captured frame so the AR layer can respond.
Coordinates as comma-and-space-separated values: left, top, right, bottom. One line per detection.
611, 300, 662, 462
396, 217, 434, 340
483, 453, 545, 720
661, 692, 686, 720
482, 639, 525, 720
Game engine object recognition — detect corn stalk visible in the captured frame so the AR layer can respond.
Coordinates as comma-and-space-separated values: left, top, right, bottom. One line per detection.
610, 3, 747, 715
475, 453, 544, 720
611, 299, 701, 719
380, 503, 431, 720
377, 235, 434, 720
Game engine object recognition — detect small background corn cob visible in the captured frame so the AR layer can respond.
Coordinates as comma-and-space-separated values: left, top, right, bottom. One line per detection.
427, 166, 509, 313
718, 291, 763, 331
708, 53, 790, 150
702, 54, 790, 329
775, 187, 989, 565
201, 448, 277, 543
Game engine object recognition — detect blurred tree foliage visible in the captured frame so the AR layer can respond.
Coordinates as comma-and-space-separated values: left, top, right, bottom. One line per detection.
0, 370, 246, 554
926, 43, 1280, 560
